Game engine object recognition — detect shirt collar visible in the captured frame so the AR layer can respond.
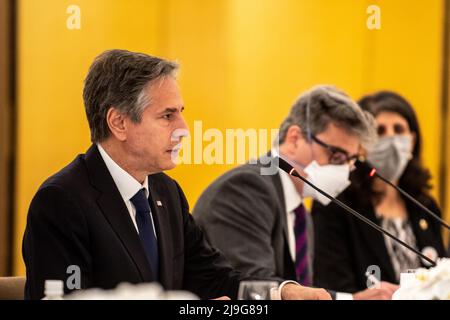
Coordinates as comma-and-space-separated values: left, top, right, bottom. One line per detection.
97, 143, 149, 201
271, 149, 302, 212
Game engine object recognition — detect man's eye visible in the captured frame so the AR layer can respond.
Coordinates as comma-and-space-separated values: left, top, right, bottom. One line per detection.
163, 114, 173, 120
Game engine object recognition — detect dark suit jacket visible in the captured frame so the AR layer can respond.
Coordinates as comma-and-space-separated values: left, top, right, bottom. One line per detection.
311, 188, 447, 293
193, 156, 314, 282
22, 145, 243, 300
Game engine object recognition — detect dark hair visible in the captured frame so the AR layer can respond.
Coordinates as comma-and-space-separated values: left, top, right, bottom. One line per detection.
83, 49, 178, 142
350, 91, 432, 206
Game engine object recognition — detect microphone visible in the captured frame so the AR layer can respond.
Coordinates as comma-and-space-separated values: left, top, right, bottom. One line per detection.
354, 160, 450, 230
275, 156, 437, 267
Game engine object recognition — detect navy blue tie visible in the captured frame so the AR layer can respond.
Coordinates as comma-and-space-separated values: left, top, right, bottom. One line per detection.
130, 188, 159, 280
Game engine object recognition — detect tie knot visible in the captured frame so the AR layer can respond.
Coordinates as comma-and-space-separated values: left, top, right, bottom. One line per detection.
130, 189, 150, 213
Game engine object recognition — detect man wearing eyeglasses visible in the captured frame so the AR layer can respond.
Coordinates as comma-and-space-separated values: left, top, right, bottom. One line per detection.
193, 85, 399, 300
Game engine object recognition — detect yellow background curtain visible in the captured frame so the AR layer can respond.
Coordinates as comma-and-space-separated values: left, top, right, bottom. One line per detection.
14, 0, 447, 274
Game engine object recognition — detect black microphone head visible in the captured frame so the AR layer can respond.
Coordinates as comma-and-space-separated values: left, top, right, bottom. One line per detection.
355, 159, 377, 178
274, 156, 297, 176
354, 159, 369, 172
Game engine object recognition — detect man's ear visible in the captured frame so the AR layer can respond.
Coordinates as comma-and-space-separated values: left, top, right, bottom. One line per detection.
285, 125, 304, 148
106, 107, 127, 141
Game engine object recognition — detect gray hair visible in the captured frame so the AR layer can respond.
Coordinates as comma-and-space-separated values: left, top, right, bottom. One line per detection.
278, 85, 377, 149
83, 49, 179, 142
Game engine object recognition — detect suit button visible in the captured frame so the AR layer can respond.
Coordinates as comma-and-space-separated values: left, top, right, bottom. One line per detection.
419, 218, 428, 231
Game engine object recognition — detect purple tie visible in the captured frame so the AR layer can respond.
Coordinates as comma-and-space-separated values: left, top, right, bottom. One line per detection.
294, 204, 310, 286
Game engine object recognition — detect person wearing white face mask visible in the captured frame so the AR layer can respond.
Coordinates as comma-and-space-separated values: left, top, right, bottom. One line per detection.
193, 85, 399, 300
312, 91, 448, 297
366, 135, 413, 183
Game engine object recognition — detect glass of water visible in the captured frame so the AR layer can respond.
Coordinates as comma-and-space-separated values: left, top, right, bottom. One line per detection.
237, 281, 279, 300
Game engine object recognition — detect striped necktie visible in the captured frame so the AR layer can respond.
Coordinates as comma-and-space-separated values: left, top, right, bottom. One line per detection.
294, 203, 310, 286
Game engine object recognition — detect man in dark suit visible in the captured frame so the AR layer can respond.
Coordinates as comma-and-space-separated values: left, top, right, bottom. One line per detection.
194, 86, 399, 299
23, 49, 331, 300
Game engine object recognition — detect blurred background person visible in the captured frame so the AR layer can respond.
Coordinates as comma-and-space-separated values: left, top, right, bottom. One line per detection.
312, 91, 448, 295
194, 86, 399, 299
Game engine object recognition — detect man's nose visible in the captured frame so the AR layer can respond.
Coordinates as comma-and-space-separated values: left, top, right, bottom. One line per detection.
178, 114, 189, 132
171, 115, 189, 142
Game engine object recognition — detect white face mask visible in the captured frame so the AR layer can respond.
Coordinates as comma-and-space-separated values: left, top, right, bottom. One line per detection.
301, 160, 351, 206
366, 135, 413, 182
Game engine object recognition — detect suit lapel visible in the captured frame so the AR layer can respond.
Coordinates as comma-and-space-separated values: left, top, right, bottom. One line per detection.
272, 172, 290, 250
261, 153, 291, 248
147, 175, 174, 289
272, 171, 298, 278
83, 145, 153, 282
406, 201, 442, 265
261, 153, 296, 278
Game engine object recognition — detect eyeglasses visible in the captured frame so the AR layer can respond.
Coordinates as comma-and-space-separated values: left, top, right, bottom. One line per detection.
310, 134, 359, 165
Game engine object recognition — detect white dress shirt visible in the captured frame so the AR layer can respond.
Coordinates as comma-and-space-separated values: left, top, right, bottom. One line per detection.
278, 168, 302, 262
97, 144, 156, 237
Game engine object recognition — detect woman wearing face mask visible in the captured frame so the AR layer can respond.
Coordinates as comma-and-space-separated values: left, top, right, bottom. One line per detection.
311, 91, 447, 295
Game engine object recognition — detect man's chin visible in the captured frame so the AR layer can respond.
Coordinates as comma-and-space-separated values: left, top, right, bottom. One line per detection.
160, 160, 177, 172
166, 162, 177, 171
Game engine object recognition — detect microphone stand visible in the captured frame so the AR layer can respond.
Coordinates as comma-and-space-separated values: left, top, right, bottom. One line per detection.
276, 157, 437, 267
